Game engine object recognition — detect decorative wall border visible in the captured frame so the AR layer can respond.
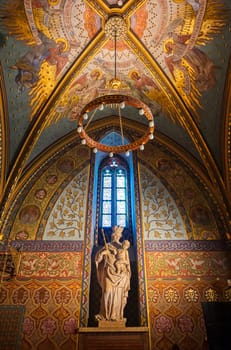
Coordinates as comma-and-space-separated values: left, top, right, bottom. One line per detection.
80, 154, 94, 327
0, 240, 83, 252
145, 240, 229, 252
0, 239, 226, 253
136, 155, 149, 327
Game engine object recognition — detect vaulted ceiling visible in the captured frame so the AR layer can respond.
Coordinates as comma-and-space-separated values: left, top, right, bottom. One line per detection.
0, 0, 230, 229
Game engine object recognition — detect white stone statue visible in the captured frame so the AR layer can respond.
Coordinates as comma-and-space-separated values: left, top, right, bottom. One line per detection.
95, 226, 131, 322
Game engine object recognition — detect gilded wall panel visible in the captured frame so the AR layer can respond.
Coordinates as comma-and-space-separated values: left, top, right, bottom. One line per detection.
146, 251, 230, 278
18, 252, 82, 279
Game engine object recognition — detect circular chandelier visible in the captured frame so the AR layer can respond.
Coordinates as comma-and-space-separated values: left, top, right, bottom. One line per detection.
76, 15, 155, 157
77, 94, 155, 156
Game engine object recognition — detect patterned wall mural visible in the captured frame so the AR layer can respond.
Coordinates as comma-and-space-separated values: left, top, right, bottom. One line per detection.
0, 137, 230, 349
147, 278, 230, 350
0, 279, 82, 350
9, 146, 90, 241
43, 168, 88, 241
140, 165, 188, 240
0, 1, 230, 349
139, 144, 221, 241
138, 143, 230, 349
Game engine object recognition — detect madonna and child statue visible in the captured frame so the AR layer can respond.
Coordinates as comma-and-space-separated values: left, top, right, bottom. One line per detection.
95, 225, 131, 326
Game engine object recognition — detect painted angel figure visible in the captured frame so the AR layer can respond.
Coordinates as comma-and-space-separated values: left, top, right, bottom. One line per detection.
164, 34, 216, 93
11, 31, 68, 92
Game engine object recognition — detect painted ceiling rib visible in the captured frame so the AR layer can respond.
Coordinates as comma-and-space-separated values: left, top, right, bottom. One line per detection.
0, 63, 9, 203
221, 56, 231, 198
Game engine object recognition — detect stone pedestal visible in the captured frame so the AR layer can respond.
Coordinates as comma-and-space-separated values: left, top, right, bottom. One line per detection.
97, 319, 126, 328
77, 327, 150, 350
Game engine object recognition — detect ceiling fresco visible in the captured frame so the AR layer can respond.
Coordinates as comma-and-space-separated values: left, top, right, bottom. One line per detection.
1, 0, 227, 118
0, 0, 230, 218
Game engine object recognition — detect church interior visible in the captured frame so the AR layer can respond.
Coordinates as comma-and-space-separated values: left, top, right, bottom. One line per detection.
0, 0, 230, 349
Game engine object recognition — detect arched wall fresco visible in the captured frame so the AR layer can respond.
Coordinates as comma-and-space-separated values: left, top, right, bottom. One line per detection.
137, 143, 230, 349
140, 165, 189, 240
42, 167, 88, 241
9, 145, 90, 241
138, 145, 220, 241
0, 134, 230, 349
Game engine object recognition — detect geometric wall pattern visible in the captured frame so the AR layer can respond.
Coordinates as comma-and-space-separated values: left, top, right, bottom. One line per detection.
0, 305, 25, 350
0, 279, 81, 350
0, 247, 229, 349
147, 279, 230, 350
145, 245, 231, 349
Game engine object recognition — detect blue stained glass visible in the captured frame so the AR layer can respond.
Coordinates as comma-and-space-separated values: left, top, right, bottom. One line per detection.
103, 201, 111, 213
117, 188, 125, 200
102, 215, 111, 227
103, 175, 112, 187
100, 160, 128, 228
116, 175, 125, 187
117, 215, 126, 226
117, 201, 126, 213
103, 188, 111, 200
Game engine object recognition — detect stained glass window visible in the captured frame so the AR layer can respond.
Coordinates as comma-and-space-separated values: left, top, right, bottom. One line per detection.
117, 215, 126, 227
117, 189, 125, 200
100, 158, 128, 228
103, 201, 111, 213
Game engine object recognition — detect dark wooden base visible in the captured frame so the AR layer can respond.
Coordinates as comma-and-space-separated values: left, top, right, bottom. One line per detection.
77, 327, 150, 350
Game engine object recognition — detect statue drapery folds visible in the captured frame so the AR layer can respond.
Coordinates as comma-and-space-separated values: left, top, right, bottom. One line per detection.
95, 226, 131, 322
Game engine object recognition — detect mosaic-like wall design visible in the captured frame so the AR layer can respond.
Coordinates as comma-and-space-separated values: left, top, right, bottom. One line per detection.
0, 277, 82, 350
147, 279, 230, 350
145, 245, 230, 350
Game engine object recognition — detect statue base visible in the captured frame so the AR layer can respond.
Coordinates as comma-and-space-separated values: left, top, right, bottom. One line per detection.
77, 326, 150, 350
97, 319, 126, 328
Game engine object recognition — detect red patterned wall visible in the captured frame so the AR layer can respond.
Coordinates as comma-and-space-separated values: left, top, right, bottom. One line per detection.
0, 251, 83, 349
146, 252, 231, 349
